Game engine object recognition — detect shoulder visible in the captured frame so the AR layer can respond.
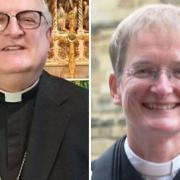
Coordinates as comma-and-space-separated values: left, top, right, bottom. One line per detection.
40, 71, 88, 127
41, 70, 88, 101
92, 136, 126, 180
91, 143, 115, 180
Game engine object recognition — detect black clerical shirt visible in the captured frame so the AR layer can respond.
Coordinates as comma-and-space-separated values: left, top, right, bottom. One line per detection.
0, 83, 38, 180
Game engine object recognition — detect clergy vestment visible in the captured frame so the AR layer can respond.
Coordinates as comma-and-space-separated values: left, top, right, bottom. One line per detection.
7, 94, 36, 180
0, 79, 39, 180
0, 70, 88, 180
91, 136, 180, 180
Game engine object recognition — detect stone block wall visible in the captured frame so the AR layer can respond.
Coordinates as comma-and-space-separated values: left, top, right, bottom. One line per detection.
91, 26, 127, 159
92, 112, 126, 159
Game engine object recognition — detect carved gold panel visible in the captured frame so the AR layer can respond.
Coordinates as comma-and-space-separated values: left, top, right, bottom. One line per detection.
45, 0, 89, 79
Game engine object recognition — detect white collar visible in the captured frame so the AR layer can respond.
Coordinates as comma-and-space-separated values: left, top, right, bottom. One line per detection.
0, 79, 39, 103
124, 138, 180, 177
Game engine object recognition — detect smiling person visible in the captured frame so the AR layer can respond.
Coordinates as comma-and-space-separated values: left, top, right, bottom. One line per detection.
0, 0, 88, 180
92, 4, 180, 180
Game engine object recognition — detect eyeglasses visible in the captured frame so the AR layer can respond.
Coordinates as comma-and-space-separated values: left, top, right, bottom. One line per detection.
0, 10, 47, 31
125, 66, 180, 81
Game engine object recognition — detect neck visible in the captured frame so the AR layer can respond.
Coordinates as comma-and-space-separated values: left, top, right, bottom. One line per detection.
127, 127, 180, 162
0, 72, 41, 92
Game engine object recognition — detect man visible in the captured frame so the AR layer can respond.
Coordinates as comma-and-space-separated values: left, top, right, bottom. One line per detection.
92, 4, 180, 180
0, 0, 88, 180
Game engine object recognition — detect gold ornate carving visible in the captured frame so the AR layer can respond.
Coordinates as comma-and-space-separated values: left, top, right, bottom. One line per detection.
46, 0, 89, 78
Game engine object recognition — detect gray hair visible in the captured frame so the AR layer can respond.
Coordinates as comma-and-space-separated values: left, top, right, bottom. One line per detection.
41, 0, 52, 26
109, 4, 180, 77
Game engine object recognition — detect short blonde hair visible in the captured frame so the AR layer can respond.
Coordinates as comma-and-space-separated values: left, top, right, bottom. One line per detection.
109, 4, 180, 77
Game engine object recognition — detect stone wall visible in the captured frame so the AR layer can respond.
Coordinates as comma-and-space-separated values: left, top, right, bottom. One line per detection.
91, 26, 127, 159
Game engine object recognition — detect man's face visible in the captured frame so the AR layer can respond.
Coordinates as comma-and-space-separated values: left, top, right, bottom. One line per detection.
110, 28, 180, 134
0, 0, 51, 75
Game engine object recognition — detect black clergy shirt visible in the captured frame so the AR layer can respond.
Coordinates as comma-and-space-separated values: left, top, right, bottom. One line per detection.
0, 82, 38, 180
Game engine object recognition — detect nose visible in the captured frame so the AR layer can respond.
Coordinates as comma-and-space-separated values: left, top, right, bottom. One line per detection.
4, 17, 24, 37
150, 72, 173, 97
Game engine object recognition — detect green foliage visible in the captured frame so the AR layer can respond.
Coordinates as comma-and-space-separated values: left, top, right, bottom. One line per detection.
72, 80, 89, 89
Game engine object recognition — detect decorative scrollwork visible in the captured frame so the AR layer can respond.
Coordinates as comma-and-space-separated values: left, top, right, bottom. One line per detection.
46, 0, 89, 78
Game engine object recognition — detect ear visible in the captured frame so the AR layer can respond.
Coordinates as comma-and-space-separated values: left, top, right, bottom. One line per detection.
46, 26, 52, 43
109, 73, 122, 105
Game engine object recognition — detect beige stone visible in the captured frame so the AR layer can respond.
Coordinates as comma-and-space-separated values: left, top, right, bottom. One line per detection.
91, 139, 115, 160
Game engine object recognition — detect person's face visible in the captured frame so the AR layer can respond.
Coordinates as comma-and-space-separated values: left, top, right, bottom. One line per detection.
0, 0, 51, 75
109, 28, 180, 134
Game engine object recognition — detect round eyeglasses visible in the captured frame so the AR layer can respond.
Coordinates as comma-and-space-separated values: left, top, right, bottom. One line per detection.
0, 10, 47, 31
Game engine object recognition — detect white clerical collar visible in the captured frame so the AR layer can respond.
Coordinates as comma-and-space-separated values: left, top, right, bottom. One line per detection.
0, 79, 39, 103
124, 138, 180, 177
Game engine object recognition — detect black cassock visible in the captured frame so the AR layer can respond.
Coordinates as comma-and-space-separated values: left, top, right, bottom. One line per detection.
92, 136, 180, 180
0, 84, 38, 180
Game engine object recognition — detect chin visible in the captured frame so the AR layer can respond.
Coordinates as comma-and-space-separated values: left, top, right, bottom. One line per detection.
148, 121, 180, 134
0, 64, 32, 74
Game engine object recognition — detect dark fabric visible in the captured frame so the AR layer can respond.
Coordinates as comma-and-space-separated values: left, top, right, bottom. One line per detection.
0, 82, 38, 180
18, 71, 89, 180
92, 143, 115, 180
115, 137, 144, 180
92, 135, 142, 180
173, 170, 180, 180
92, 136, 180, 180
0, 104, 7, 180
7, 99, 35, 180
0, 70, 88, 180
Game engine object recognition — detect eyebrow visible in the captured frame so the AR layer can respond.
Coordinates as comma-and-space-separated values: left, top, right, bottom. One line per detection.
130, 60, 180, 68
129, 60, 154, 68
170, 61, 180, 67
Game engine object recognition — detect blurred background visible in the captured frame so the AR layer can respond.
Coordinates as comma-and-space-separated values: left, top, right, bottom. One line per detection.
91, 0, 180, 160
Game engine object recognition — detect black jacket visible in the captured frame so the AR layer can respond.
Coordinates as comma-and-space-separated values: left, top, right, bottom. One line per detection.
21, 71, 89, 180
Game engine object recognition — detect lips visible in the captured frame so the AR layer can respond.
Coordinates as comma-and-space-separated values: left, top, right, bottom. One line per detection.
143, 103, 179, 110
2, 45, 25, 51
